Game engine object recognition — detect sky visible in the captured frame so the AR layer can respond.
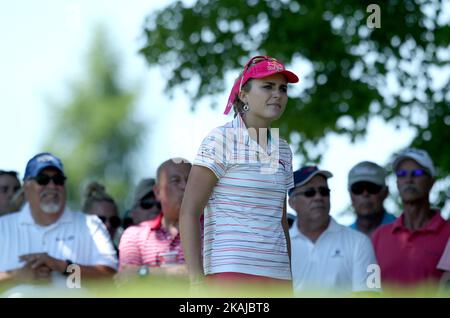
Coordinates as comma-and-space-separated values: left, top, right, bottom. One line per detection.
3, 0, 445, 223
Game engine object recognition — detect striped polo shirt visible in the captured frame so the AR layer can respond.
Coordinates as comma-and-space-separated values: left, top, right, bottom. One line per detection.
194, 114, 294, 280
118, 214, 185, 270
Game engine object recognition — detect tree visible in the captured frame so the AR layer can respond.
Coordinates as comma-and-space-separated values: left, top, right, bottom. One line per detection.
139, 0, 450, 208
44, 26, 145, 211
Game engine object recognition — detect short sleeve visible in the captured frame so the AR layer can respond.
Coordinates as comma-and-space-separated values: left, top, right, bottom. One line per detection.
86, 215, 118, 270
281, 140, 294, 192
352, 234, 379, 292
193, 127, 228, 179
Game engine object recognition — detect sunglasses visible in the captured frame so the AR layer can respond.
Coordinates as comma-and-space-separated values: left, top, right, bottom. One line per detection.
98, 215, 121, 228
244, 56, 278, 69
239, 56, 279, 91
140, 199, 161, 210
351, 182, 383, 195
295, 186, 330, 198
395, 169, 427, 178
33, 174, 66, 186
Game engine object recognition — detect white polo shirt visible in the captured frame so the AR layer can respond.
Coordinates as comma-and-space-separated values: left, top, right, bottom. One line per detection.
194, 114, 294, 280
289, 217, 378, 295
0, 203, 118, 273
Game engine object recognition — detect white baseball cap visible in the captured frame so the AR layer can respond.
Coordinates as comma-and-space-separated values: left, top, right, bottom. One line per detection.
392, 148, 436, 177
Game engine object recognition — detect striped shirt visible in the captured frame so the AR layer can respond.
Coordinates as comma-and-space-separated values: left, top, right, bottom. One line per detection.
194, 114, 294, 280
0, 203, 118, 272
118, 214, 184, 270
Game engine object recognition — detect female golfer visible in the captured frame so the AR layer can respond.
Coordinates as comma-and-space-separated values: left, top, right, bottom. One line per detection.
180, 55, 299, 287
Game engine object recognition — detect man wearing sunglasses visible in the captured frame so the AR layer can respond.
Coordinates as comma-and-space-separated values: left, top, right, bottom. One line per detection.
372, 148, 450, 290
0, 152, 118, 294
348, 161, 396, 237
288, 166, 378, 295
129, 178, 161, 226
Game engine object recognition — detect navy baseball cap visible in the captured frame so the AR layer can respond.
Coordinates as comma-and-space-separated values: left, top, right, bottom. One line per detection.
289, 166, 333, 195
24, 152, 65, 180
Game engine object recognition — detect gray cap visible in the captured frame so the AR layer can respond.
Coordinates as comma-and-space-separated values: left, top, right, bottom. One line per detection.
132, 178, 155, 207
392, 148, 436, 177
348, 161, 386, 188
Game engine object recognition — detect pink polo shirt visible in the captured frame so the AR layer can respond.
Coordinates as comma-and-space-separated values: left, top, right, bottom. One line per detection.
372, 210, 450, 287
118, 214, 184, 271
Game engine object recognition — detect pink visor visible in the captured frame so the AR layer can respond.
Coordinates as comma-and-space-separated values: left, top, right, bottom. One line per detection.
224, 56, 299, 115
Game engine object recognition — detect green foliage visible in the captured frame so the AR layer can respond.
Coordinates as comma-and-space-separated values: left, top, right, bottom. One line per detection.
44, 26, 145, 212
139, 0, 450, 208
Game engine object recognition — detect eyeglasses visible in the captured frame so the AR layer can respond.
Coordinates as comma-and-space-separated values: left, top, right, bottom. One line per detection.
140, 199, 161, 210
244, 56, 277, 70
351, 182, 383, 195
395, 169, 427, 178
32, 174, 66, 186
98, 215, 121, 228
295, 186, 331, 198
239, 56, 279, 91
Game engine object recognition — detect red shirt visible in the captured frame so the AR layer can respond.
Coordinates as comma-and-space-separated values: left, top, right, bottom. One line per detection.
118, 213, 184, 270
372, 211, 450, 287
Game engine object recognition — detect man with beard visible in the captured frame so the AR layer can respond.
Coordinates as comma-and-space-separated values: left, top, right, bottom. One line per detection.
118, 158, 192, 278
289, 166, 378, 295
348, 161, 396, 237
372, 148, 450, 290
0, 153, 118, 293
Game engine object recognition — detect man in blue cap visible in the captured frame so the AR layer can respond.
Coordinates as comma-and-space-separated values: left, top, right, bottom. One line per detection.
288, 166, 378, 295
0, 152, 118, 294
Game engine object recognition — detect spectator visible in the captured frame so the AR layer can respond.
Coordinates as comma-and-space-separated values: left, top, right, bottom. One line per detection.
348, 161, 396, 237
0, 170, 22, 216
129, 178, 161, 225
372, 148, 450, 290
180, 55, 299, 288
289, 166, 378, 295
118, 158, 191, 278
82, 181, 121, 242
0, 152, 117, 294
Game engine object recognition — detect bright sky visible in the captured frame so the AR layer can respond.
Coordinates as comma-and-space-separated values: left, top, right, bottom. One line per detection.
4, 0, 444, 224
